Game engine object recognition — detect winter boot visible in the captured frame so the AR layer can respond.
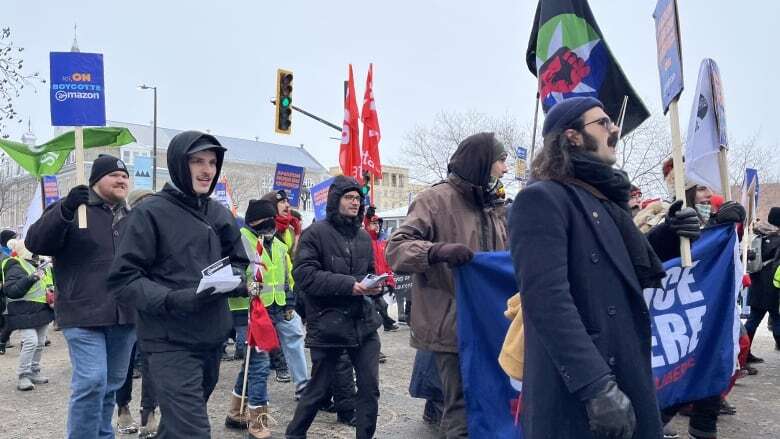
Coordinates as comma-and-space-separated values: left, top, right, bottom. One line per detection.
275, 368, 291, 383
337, 410, 357, 427
247, 405, 274, 439
0, 343, 5, 355
17, 376, 34, 391
29, 370, 49, 384
746, 352, 764, 363
116, 405, 139, 434
225, 393, 248, 430
139, 409, 158, 439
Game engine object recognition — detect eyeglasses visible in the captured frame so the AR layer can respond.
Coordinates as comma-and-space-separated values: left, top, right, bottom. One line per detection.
343, 195, 361, 202
583, 116, 615, 130
630, 191, 643, 199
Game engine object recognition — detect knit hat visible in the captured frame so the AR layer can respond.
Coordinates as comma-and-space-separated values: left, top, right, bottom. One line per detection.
1, 229, 17, 247
542, 97, 604, 136
89, 154, 129, 186
769, 207, 780, 227
261, 190, 288, 204
245, 199, 277, 224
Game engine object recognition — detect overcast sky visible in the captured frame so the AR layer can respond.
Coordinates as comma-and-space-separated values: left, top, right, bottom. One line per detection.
4, 0, 777, 169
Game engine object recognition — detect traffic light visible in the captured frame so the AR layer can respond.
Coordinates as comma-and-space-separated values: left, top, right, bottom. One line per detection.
275, 69, 293, 134
360, 173, 371, 205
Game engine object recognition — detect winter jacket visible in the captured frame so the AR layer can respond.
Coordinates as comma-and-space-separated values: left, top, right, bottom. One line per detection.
0, 258, 54, 330
108, 131, 249, 353
386, 173, 508, 353
509, 180, 662, 439
748, 223, 780, 312
25, 190, 134, 329
292, 175, 381, 349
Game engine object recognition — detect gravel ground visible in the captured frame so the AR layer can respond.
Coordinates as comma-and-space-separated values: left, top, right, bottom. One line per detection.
0, 313, 777, 438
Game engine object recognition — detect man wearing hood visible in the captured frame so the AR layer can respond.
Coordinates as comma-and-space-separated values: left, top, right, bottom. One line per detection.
286, 175, 382, 439
385, 132, 508, 438
26, 154, 135, 439
108, 131, 249, 438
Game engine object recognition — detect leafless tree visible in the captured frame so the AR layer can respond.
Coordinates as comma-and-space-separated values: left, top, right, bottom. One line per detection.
726, 134, 779, 189
1, 28, 45, 139
615, 113, 673, 198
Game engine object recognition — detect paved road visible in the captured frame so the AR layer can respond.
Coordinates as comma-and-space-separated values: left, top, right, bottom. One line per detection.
0, 318, 777, 438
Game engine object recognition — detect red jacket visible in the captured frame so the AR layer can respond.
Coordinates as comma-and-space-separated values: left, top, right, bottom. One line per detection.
368, 229, 396, 289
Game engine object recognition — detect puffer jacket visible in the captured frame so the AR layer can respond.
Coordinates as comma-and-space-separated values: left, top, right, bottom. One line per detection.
293, 175, 381, 348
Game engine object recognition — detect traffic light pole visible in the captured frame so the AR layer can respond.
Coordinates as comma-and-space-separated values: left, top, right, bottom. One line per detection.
270, 99, 341, 132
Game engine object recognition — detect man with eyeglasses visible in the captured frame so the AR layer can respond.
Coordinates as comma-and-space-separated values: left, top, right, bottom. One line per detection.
286, 175, 383, 439
629, 185, 643, 217
508, 97, 664, 439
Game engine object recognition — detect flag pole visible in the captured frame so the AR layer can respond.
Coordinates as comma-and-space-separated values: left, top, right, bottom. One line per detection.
74, 127, 88, 229
370, 173, 376, 207
740, 190, 755, 276
668, 100, 693, 267
616, 96, 629, 140
528, 92, 540, 164
718, 147, 731, 202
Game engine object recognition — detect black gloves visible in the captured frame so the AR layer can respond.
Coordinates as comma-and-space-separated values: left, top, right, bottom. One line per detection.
62, 185, 90, 220
428, 243, 474, 266
711, 201, 746, 225
165, 287, 218, 313
584, 380, 637, 439
666, 200, 701, 240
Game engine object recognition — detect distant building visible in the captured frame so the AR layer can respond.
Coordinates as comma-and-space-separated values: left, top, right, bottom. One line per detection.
328, 164, 427, 211
0, 122, 331, 229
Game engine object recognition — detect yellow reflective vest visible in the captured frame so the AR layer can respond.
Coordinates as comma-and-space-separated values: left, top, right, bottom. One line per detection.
228, 227, 294, 311
0, 257, 51, 304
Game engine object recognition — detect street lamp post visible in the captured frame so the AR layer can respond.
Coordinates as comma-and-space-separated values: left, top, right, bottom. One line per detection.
138, 84, 158, 191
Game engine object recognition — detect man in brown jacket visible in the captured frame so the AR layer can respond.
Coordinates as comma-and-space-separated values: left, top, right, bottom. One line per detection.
386, 132, 508, 438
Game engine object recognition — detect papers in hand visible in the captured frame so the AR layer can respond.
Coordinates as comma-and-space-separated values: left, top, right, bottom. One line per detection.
197, 257, 242, 295
360, 273, 389, 289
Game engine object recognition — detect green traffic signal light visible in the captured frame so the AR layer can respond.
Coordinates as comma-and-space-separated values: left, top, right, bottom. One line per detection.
281, 97, 291, 107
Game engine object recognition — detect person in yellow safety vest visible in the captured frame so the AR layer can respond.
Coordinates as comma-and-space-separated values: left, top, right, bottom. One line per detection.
259, 189, 300, 383
224, 199, 310, 438
1, 239, 54, 391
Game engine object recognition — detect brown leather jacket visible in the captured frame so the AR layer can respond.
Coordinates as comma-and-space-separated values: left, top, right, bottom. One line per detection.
386, 174, 508, 353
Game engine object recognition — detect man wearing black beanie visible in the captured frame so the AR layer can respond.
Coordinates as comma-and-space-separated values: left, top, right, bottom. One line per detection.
25, 153, 135, 439
109, 131, 249, 438
746, 206, 780, 354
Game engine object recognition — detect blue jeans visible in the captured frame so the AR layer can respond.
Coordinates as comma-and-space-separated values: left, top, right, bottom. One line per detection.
235, 324, 247, 356
63, 325, 136, 439
268, 308, 309, 387
233, 349, 270, 406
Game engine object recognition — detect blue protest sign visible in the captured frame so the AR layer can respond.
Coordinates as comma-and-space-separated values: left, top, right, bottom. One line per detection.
653, 0, 684, 114
42, 175, 60, 207
311, 177, 335, 221
515, 147, 527, 161
133, 156, 153, 190
272, 163, 306, 208
646, 225, 740, 408
49, 52, 106, 126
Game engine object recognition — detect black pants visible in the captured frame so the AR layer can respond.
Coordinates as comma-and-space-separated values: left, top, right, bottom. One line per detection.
116, 344, 159, 411
321, 352, 356, 413
147, 348, 221, 439
435, 352, 468, 439
372, 296, 396, 329
286, 332, 380, 439
662, 395, 720, 438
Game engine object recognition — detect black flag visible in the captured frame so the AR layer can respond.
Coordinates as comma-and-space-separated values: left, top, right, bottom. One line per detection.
527, 0, 650, 136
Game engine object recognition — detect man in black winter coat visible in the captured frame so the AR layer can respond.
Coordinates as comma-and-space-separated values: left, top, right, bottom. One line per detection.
108, 131, 249, 439
509, 97, 665, 439
746, 207, 780, 353
286, 175, 383, 439
26, 153, 136, 439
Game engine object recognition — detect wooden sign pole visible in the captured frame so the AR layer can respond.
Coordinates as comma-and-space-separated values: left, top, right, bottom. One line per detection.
668, 100, 693, 267
718, 147, 731, 202
74, 127, 88, 229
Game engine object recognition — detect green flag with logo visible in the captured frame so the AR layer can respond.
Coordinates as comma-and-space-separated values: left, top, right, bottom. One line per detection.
0, 127, 135, 178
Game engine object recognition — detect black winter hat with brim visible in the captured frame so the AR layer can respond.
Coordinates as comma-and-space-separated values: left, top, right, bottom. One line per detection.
245, 199, 277, 224
1, 229, 16, 247
89, 154, 129, 186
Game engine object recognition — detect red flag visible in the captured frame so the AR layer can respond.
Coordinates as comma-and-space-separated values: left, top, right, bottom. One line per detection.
339, 64, 362, 181
246, 297, 280, 352
361, 63, 382, 178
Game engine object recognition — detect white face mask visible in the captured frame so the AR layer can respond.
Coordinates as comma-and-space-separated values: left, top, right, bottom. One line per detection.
695, 203, 712, 223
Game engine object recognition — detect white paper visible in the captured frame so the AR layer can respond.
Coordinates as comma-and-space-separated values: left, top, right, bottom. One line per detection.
360, 273, 389, 289
197, 261, 242, 294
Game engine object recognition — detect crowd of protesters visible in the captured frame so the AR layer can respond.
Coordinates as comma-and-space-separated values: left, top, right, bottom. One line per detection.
0, 97, 777, 439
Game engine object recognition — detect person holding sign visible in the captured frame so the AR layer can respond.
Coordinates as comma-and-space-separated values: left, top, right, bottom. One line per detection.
108, 131, 249, 439
509, 97, 666, 439
286, 176, 382, 439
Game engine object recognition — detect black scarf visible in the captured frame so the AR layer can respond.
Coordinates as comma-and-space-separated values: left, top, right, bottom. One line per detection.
570, 153, 665, 289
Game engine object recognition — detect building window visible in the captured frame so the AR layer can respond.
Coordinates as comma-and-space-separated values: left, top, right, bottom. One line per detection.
391, 174, 397, 187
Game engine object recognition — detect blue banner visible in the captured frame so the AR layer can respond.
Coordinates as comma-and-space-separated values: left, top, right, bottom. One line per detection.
455, 253, 522, 439
454, 226, 740, 436
310, 177, 335, 222
653, 0, 684, 113
49, 52, 106, 126
42, 175, 60, 207
133, 156, 153, 190
647, 225, 740, 408
273, 163, 305, 208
